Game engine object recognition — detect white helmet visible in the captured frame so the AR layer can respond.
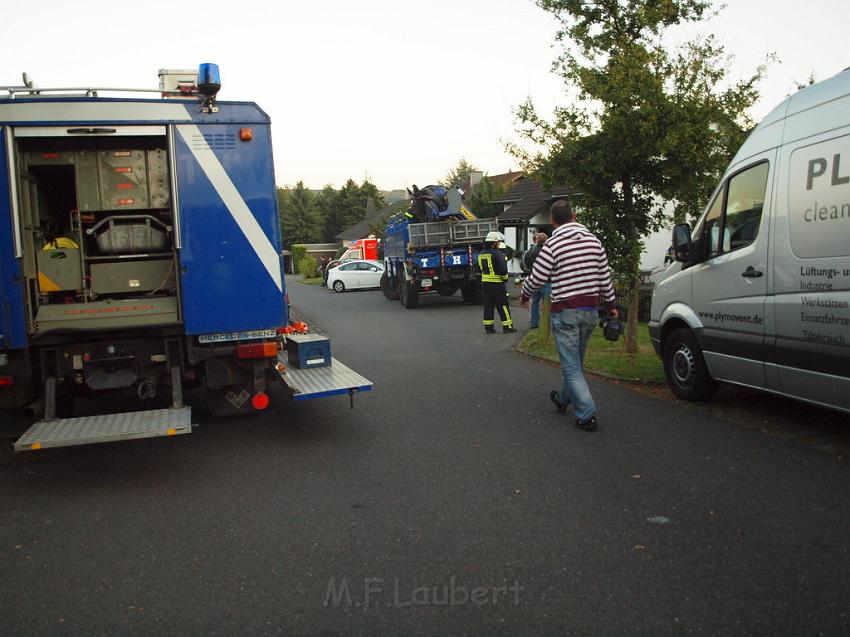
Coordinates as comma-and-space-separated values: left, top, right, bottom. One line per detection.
485, 231, 505, 243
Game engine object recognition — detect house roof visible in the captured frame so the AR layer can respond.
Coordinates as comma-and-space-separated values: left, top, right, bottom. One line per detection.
494, 177, 575, 222
461, 170, 524, 194
336, 199, 409, 241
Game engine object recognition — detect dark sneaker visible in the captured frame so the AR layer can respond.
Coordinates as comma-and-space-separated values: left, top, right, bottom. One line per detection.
485, 327, 496, 334
503, 327, 517, 333
550, 391, 568, 414
575, 416, 598, 431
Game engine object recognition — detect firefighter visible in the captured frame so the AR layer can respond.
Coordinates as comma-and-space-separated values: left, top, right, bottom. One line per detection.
478, 231, 516, 334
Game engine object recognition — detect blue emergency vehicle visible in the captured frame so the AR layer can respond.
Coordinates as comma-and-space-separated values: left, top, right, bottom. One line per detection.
0, 65, 371, 450
381, 185, 497, 308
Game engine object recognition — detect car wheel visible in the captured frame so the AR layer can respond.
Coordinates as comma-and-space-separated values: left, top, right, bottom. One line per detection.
662, 327, 718, 401
332, 280, 345, 293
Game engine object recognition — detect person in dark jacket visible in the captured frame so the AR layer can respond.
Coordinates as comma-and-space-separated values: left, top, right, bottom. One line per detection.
477, 231, 515, 334
523, 232, 550, 328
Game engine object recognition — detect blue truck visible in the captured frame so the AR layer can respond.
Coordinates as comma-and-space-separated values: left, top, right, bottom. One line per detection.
381, 185, 497, 308
0, 65, 371, 451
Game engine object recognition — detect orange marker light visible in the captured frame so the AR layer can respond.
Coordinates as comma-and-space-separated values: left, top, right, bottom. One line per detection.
236, 342, 278, 359
240, 127, 253, 141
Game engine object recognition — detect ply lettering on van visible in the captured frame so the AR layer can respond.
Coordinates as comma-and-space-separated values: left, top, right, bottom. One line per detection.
789, 135, 850, 259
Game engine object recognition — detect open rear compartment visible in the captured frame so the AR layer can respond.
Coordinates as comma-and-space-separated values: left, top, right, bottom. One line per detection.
16, 133, 180, 334
8, 131, 193, 443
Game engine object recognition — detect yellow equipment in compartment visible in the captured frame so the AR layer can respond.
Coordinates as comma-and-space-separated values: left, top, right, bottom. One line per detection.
37, 238, 82, 293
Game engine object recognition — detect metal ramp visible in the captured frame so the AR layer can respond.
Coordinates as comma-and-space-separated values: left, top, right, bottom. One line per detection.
14, 407, 192, 451
277, 355, 372, 403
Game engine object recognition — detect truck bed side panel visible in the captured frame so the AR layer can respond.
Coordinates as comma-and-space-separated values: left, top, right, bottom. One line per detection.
175, 123, 286, 334
0, 128, 27, 349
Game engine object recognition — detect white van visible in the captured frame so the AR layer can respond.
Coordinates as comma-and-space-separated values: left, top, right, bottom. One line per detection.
649, 68, 850, 414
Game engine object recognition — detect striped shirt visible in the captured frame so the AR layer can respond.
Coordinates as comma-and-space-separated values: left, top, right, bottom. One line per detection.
521, 222, 616, 311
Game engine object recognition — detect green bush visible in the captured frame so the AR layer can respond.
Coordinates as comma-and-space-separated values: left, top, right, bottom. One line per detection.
291, 244, 308, 263
297, 255, 319, 278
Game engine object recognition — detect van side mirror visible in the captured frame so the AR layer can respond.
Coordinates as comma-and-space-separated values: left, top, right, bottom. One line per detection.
671, 224, 694, 262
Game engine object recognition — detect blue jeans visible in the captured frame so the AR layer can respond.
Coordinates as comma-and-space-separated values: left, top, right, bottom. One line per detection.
530, 284, 551, 328
551, 308, 598, 422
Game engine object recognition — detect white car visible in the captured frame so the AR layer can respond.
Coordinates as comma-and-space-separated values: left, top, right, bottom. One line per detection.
327, 260, 384, 292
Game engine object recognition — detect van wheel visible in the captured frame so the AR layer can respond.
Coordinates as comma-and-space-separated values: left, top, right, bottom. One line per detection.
332, 280, 345, 293
662, 328, 718, 401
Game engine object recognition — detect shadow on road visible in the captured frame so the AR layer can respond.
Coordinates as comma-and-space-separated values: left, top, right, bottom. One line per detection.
627, 379, 850, 457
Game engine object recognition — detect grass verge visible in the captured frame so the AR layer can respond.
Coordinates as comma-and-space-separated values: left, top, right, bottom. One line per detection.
297, 277, 323, 285
516, 322, 665, 383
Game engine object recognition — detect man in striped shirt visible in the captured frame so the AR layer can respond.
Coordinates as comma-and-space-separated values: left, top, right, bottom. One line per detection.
520, 200, 618, 431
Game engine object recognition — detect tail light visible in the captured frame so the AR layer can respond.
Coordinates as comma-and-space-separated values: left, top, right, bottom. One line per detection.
251, 392, 270, 410
236, 342, 278, 359
0, 376, 13, 387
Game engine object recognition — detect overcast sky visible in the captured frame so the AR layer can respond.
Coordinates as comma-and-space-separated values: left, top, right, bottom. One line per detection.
1, 0, 847, 190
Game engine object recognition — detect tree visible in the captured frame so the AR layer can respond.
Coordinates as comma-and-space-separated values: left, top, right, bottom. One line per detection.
317, 184, 342, 242
316, 179, 388, 242
465, 176, 505, 219
358, 179, 387, 215
511, 0, 767, 352
278, 181, 321, 248
441, 158, 480, 189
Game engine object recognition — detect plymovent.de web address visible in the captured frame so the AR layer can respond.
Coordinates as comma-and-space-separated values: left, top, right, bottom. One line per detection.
698, 311, 764, 325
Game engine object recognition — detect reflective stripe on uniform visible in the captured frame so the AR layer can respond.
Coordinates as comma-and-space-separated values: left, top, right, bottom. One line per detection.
478, 252, 503, 283
501, 305, 513, 327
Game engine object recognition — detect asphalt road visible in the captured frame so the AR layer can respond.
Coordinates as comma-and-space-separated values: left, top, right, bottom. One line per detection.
1, 276, 848, 636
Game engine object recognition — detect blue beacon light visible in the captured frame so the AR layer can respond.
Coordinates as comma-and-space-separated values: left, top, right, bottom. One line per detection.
197, 63, 221, 100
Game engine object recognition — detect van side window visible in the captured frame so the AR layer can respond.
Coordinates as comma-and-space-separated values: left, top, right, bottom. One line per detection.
723, 162, 768, 251
703, 191, 724, 256
699, 161, 769, 259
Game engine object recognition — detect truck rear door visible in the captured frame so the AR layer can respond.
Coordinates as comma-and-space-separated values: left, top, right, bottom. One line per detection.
0, 127, 27, 350
173, 123, 286, 335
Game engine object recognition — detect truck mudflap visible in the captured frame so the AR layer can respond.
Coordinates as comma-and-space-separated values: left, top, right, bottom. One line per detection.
14, 407, 192, 451
275, 353, 372, 405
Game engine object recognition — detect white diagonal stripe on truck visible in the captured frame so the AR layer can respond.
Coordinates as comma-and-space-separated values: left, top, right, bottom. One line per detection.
177, 124, 282, 292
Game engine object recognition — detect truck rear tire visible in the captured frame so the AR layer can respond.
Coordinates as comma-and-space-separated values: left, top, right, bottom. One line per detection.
381, 272, 400, 300
662, 328, 718, 401
436, 282, 458, 297
462, 282, 482, 305
399, 280, 419, 308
